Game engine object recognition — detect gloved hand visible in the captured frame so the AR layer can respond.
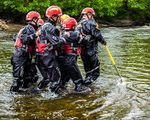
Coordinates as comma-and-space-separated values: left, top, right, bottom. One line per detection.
84, 35, 91, 41
60, 36, 66, 43
63, 31, 70, 38
101, 40, 107, 45
80, 35, 92, 44
29, 31, 40, 40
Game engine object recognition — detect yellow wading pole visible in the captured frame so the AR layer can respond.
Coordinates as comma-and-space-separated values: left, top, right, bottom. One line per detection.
105, 45, 123, 82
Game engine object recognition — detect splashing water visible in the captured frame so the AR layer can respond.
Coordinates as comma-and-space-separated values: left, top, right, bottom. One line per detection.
40, 90, 59, 100
122, 101, 145, 120
84, 77, 127, 117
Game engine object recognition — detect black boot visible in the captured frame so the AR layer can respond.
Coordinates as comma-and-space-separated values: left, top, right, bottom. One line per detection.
83, 76, 93, 86
10, 78, 23, 92
73, 79, 91, 93
38, 79, 50, 89
23, 75, 39, 89
32, 79, 50, 93
83, 76, 98, 86
74, 83, 91, 93
22, 78, 31, 88
32, 75, 39, 83
49, 81, 61, 93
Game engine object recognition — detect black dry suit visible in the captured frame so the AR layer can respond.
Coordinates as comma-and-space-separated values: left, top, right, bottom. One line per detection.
10, 23, 38, 92
56, 30, 90, 93
36, 21, 65, 92
76, 19, 106, 85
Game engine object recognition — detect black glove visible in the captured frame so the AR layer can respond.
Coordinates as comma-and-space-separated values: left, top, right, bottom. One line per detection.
80, 35, 92, 44
60, 36, 66, 43
85, 35, 92, 42
101, 40, 107, 45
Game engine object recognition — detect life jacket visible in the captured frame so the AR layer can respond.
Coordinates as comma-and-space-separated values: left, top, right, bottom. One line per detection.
36, 37, 49, 53
15, 28, 23, 48
15, 35, 36, 55
15, 37, 22, 48
76, 47, 81, 55
62, 30, 81, 55
63, 43, 81, 55
15, 25, 37, 53
15, 31, 36, 55
27, 41, 36, 55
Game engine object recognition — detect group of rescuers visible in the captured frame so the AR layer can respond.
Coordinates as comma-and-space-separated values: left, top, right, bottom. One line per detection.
10, 5, 107, 94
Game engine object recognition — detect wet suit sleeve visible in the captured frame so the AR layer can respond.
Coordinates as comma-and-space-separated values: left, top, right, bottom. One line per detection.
12, 33, 17, 42
62, 31, 80, 44
19, 27, 36, 44
90, 22, 106, 45
45, 26, 65, 46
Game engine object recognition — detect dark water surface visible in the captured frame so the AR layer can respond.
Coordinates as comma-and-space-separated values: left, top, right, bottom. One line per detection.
0, 26, 150, 120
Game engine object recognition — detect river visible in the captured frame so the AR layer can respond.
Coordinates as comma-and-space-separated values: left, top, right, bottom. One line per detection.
0, 26, 150, 120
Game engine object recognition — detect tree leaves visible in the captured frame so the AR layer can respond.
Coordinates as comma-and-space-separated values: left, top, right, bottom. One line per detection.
0, 0, 150, 19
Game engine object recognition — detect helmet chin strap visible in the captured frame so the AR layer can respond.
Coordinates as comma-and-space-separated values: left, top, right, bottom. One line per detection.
86, 14, 90, 20
29, 19, 39, 30
80, 13, 91, 20
33, 18, 39, 25
87, 13, 93, 20
50, 16, 59, 26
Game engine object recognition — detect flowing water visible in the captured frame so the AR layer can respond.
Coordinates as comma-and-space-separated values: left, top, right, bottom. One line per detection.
0, 26, 150, 120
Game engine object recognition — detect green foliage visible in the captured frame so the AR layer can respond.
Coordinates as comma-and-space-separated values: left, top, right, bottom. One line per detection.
128, 0, 150, 16
0, 0, 123, 17
0, 0, 150, 20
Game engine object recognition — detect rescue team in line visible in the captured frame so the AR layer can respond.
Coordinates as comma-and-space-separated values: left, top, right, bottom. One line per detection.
10, 5, 107, 94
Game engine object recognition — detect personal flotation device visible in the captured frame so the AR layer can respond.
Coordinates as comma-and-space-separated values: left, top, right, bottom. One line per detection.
27, 41, 36, 55
15, 28, 35, 54
15, 37, 23, 48
63, 43, 81, 55
15, 29, 23, 48
36, 37, 49, 53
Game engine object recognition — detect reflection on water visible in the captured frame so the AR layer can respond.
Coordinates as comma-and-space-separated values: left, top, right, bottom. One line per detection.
0, 26, 150, 119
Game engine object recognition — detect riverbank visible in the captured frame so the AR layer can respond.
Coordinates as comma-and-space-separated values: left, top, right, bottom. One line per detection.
98, 18, 150, 27
0, 19, 23, 32
0, 18, 150, 32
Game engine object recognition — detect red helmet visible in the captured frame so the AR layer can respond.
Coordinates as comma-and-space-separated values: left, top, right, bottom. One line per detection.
26, 11, 41, 21
38, 19, 44, 26
81, 7, 95, 15
62, 18, 77, 30
46, 6, 62, 18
